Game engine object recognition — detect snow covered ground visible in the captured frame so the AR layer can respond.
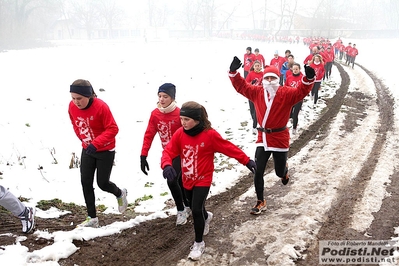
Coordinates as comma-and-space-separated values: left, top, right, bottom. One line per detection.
0, 37, 398, 265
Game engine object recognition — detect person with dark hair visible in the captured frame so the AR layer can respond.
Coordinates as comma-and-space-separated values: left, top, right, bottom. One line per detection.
140, 83, 190, 226
348, 44, 358, 68
68, 79, 127, 228
286, 63, 305, 135
245, 60, 263, 134
253, 48, 266, 68
0, 185, 35, 233
321, 46, 334, 80
161, 101, 256, 261
280, 54, 295, 83
345, 42, 353, 65
243, 47, 256, 78
228, 56, 315, 215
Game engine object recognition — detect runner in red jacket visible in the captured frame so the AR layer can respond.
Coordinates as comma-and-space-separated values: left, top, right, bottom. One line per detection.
309, 54, 325, 106
243, 47, 256, 78
68, 79, 127, 228
161, 101, 256, 261
286, 63, 305, 135
140, 83, 190, 226
245, 60, 264, 133
228, 56, 315, 215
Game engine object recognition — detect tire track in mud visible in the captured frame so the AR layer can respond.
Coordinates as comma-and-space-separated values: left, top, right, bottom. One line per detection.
296, 64, 395, 266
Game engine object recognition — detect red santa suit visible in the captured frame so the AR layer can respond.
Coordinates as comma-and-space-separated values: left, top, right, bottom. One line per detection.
228, 66, 314, 151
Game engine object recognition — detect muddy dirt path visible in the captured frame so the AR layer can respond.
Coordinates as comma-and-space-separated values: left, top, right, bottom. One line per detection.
1, 62, 397, 266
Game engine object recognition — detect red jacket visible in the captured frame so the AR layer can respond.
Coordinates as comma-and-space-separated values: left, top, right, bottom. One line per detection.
244, 53, 256, 72
229, 72, 314, 151
349, 47, 358, 57
253, 54, 266, 68
141, 106, 182, 156
309, 62, 325, 82
285, 72, 304, 88
68, 98, 118, 151
245, 70, 264, 86
270, 56, 286, 74
161, 128, 250, 190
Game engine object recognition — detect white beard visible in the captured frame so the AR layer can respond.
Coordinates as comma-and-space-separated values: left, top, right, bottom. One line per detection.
263, 79, 280, 99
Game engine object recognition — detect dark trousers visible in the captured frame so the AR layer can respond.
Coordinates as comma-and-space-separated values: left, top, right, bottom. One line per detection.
253, 147, 288, 201
290, 100, 303, 129
324, 62, 333, 80
80, 149, 120, 218
311, 82, 321, 104
168, 156, 189, 211
249, 101, 257, 128
184, 186, 210, 243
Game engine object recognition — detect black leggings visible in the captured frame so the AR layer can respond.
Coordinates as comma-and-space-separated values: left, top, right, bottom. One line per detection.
80, 149, 121, 218
311, 82, 321, 104
184, 186, 210, 243
249, 101, 257, 128
168, 156, 189, 211
254, 147, 288, 201
290, 100, 303, 129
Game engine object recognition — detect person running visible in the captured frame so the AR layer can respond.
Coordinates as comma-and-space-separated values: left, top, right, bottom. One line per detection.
309, 54, 325, 107
270, 50, 286, 85
228, 56, 315, 215
245, 60, 263, 134
140, 83, 190, 226
348, 44, 359, 68
243, 47, 256, 78
68, 79, 128, 228
0, 185, 35, 233
281, 54, 295, 83
161, 101, 256, 261
253, 48, 266, 68
286, 63, 304, 135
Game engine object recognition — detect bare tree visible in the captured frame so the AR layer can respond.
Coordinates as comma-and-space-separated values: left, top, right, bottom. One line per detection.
274, 0, 288, 37
199, 0, 216, 37
98, 0, 124, 39
286, 0, 298, 32
70, 0, 100, 39
180, 0, 201, 32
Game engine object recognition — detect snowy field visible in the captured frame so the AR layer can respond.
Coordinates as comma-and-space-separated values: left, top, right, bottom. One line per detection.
0, 37, 399, 265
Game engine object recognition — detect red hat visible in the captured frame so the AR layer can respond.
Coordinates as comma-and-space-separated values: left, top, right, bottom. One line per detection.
263, 65, 280, 79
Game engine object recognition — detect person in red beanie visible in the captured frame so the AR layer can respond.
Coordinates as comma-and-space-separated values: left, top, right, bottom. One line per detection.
68, 79, 128, 228
228, 56, 315, 215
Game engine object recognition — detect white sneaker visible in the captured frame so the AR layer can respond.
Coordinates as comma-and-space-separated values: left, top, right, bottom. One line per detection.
76, 216, 99, 228
203, 211, 213, 236
292, 128, 297, 135
176, 210, 188, 225
117, 188, 128, 213
252, 128, 257, 135
19, 207, 35, 233
188, 241, 205, 261
185, 206, 192, 217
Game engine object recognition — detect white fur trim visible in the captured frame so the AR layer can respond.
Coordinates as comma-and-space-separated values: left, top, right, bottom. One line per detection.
228, 71, 239, 77
263, 73, 279, 79
301, 76, 315, 85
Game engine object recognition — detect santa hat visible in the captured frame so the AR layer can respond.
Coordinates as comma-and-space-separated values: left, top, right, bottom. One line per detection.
263, 65, 280, 79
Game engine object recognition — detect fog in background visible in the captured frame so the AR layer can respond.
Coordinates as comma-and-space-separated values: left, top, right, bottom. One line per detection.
0, 0, 398, 49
